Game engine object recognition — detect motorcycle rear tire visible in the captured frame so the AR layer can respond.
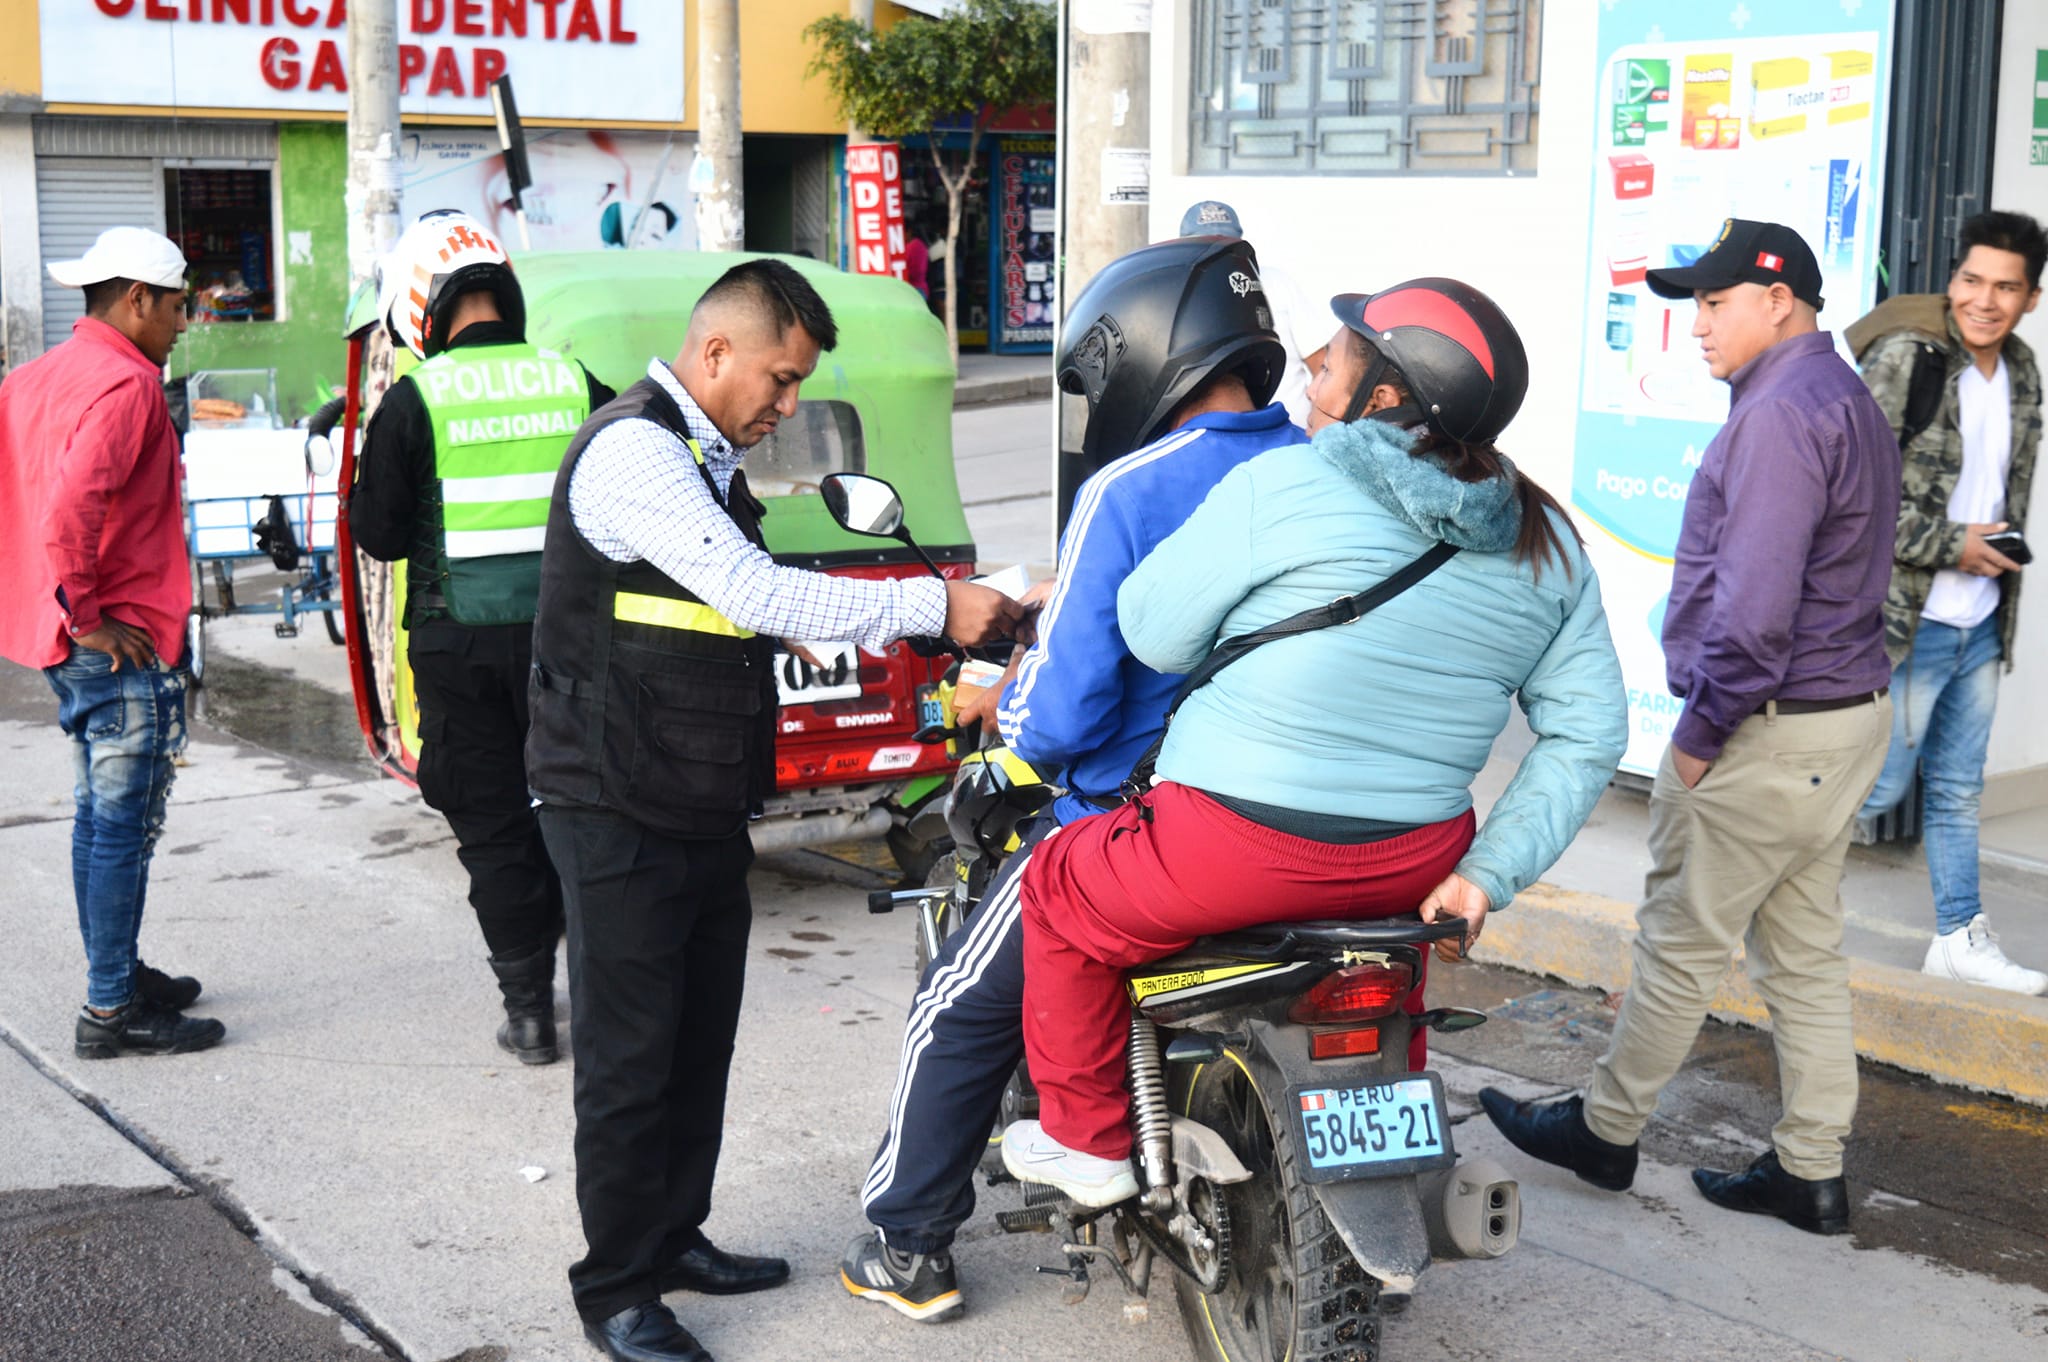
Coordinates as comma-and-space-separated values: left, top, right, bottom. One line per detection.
1176, 1053, 1384, 1362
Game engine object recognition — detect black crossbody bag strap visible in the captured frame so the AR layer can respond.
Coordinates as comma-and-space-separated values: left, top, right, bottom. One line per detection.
1120, 540, 1460, 801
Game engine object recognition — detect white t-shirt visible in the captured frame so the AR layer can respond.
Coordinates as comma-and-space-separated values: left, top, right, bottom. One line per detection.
1921, 355, 2013, 629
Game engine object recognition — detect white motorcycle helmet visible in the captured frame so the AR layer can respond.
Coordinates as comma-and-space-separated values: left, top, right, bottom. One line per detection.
381, 209, 525, 359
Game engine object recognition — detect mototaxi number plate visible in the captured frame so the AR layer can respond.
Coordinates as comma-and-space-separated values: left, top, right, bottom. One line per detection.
1288, 1074, 1455, 1183
773, 643, 862, 707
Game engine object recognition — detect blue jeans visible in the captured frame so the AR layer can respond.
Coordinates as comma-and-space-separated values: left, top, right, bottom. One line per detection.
1858, 616, 2003, 935
44, 646, 191, 1009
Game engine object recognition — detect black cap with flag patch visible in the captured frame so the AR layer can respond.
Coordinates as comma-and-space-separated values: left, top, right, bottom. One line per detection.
1646, 218, 1824, 310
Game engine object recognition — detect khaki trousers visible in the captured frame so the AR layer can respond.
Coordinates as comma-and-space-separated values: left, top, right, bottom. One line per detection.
1585, 695, 1891, 1179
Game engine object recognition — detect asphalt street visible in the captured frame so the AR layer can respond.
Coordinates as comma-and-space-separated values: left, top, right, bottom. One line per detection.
2, 399, 2044, 1361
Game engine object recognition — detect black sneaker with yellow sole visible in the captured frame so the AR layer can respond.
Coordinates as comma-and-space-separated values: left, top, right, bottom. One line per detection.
839, 1231, 963, 1323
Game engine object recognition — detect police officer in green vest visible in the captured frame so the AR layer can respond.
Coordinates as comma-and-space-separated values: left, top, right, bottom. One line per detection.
348, 210, 614, 1065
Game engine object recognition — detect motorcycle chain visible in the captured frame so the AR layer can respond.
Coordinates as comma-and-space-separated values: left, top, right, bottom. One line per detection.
1129, 1177, 1232, 1294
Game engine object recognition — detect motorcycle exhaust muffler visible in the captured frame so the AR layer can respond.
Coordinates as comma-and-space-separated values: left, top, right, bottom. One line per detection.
1419, 1156, 1519, 1260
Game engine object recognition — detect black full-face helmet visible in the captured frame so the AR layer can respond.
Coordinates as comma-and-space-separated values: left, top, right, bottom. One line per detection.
1057, 237, 1286, 469
1328, 277, 1529, 445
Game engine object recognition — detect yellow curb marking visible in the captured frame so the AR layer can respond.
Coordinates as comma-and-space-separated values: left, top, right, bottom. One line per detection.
1943, 1103, 2048, 1138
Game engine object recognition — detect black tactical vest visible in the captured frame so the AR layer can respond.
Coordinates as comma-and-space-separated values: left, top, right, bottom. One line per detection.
525, 377, 778, 839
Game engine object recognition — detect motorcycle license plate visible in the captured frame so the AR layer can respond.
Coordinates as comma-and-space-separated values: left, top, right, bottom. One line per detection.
1288, 1074, 1455, 1183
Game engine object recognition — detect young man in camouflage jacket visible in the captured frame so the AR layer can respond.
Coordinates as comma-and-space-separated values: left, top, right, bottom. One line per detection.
1846, 210, 2043, 995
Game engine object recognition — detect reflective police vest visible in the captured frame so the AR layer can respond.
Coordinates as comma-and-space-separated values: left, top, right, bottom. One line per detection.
526, 376, 779, 840
411, 342, 591, 625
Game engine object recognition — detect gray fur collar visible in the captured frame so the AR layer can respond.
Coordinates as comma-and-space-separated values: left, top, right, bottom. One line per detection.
1311, 417, 1522, 552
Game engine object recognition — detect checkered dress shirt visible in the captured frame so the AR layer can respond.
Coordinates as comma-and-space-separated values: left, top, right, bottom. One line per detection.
569, 359, 949, 648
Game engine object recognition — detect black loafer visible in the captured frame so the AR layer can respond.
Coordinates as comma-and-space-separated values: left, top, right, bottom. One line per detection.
1692, 1149, 1849, 1235
135, 962, 202, 1010
1478, 1090, 1637, 1192
659, 1241, 791, 1296
582, 1302, 710, 1362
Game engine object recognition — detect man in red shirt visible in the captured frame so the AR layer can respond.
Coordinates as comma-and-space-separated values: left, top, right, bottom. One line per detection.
0, 226, 227, 1059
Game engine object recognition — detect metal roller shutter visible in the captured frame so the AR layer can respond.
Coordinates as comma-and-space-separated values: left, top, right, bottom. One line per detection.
37, 157, 164, 351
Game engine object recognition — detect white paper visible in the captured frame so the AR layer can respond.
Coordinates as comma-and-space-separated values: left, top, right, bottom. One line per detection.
1073, 0, 1153, 34
1102, 147, 1150, 206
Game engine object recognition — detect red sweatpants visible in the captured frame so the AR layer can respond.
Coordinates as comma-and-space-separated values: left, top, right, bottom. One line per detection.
1020, 782, 1475, 1159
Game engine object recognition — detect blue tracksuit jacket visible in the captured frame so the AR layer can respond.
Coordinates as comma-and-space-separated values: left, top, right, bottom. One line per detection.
996, 403, 1307, 823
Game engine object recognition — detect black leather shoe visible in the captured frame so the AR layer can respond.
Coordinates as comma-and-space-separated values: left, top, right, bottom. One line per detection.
1478, 1090, 1637, 1191
75, 999, 226, 1060
659, 1241, 791, 1296
582, 1302, 710, 1362
134, 961, 202, 1010
1692, 1149, 1849, 1235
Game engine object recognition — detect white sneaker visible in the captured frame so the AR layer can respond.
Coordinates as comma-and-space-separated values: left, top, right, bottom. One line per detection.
1000, 1119, 1140, 1208
1922, 915, 2048, 996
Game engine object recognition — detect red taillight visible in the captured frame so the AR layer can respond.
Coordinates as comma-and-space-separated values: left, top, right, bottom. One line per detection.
1288, 962, 1415, 1024
1309, 1026, 1381, 1060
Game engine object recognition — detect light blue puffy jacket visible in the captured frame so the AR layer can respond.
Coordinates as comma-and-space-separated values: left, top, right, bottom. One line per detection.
1116, 417, 1628, 912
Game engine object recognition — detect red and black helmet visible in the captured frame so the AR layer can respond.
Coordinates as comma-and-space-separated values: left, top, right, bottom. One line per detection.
1330, 278, 1528, 446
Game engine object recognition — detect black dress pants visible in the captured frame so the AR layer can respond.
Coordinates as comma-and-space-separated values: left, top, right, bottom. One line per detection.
409, 621, 562, 959
541, 806, 755, 1323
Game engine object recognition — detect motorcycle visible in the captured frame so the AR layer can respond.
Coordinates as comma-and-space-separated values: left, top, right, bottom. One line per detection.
825, 472, 1521, 1362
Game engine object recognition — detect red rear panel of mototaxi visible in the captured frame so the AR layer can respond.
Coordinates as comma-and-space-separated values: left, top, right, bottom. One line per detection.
769, 560, 972, 792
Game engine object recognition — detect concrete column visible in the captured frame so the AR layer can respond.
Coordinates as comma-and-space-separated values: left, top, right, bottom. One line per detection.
345, 0, 402, 293
0, 113, 43, 370
1055, 13, 1151, 521
696, 0, 745, 253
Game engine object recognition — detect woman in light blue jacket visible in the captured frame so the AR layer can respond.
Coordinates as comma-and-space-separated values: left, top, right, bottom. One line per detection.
1001, 278, 1629, 1207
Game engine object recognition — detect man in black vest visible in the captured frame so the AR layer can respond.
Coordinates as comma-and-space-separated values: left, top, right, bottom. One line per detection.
526, 258, 1021, 1362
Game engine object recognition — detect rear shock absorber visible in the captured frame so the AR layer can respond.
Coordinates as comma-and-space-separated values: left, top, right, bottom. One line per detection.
1128, 1015, 1175, 1211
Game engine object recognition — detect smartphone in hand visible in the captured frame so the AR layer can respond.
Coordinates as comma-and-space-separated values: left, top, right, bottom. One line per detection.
1983, 529, 2033, 566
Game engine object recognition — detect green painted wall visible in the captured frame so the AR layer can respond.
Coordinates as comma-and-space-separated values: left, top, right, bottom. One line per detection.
172, 123, 349, 422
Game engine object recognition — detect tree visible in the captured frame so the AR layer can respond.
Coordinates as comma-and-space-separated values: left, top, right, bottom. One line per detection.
806, 0, 1057, 364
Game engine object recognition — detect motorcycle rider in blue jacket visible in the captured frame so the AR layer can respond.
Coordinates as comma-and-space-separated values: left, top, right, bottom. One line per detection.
842, 236, 1308, 1321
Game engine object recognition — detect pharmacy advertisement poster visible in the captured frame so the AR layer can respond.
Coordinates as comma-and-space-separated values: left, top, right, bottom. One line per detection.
1572, 0, 1896, 774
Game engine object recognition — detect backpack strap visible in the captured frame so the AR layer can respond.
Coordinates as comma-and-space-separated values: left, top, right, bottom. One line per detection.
1120, 540, 1460, 801
1899, 341, 1948, 450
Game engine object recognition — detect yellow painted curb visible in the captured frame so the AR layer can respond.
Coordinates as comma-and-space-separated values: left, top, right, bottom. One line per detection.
1485, 882, 2048, 1108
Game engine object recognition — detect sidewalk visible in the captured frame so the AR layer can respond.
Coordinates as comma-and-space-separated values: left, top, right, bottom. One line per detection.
953, 351, 1052, 408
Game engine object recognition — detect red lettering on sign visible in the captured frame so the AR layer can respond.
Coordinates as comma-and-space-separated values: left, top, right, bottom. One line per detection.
845, 144, 907, 280
427, 45, 466, 96
565, 0, 602, 41
143, 0, 177, 18
412, 0, 446, 33
473, 46, 507, 91
453, 0, 484, 36
213, 0, 249, 20
398, 43, 428, 91
307, 38, 347, 91
537, 0, 565, 39
280, 0, 318, 25
491, 0, 526, 37
326, 0, 345, 27
95, 0, 135, 16
609, 0, 636, 42
260, 35, 299, 87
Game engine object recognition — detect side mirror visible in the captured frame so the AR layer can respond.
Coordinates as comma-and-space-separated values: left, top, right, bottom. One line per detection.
304, 433, 337, 478
821, 472, 905, 538
1414, 1007, 1489, 1034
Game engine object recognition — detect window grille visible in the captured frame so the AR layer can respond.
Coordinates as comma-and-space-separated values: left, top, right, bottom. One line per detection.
1190, 0, 1541, 176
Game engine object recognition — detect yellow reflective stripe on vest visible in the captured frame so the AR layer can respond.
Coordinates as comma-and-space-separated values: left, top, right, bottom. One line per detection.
613, 592, 753, 639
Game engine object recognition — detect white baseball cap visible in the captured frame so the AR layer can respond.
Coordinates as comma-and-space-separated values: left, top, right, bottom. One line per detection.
47, 226, 189, 290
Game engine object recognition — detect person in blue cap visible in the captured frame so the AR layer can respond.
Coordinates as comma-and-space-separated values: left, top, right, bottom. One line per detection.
1179, 199, 1324, 426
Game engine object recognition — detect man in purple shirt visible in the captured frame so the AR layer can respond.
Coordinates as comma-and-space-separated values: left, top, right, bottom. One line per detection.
1483, 220, 1896, 1237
